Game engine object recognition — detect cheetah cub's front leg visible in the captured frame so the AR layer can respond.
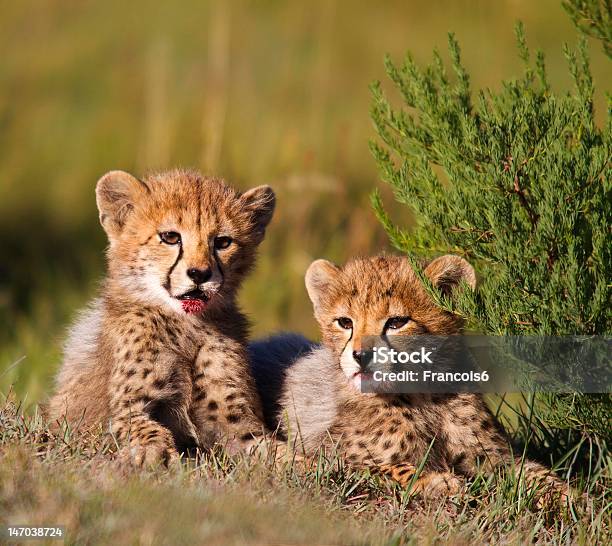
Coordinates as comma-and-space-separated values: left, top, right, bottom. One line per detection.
190, 337, 267, 455
108, 333, 197, 466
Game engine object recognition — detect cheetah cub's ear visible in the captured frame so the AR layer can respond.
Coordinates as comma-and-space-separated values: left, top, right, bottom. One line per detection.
95, 170, 149, 239
424, 255, 476, 297
239, 185, 276, 243
305, 259, 340, 314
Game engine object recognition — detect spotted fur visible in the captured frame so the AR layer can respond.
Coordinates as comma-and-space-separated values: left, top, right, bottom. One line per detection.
48, 169, 274, 465
252, 255, 568, 505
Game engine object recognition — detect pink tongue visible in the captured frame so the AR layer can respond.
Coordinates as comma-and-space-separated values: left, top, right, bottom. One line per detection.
181, 299, 206, 314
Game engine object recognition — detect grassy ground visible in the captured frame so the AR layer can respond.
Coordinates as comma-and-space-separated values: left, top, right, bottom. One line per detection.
1, 395, 609, 545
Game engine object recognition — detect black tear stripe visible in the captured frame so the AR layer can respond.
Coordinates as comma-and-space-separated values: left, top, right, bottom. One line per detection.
164, 245, 183, 291
341, 329, 353, 356
213, 250, 225, 284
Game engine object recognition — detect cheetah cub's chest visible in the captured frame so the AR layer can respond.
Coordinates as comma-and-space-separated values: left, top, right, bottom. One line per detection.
331, 396, 434, 468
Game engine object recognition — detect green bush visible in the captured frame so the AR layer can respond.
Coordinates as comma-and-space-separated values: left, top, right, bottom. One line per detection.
370, 21, 610, 448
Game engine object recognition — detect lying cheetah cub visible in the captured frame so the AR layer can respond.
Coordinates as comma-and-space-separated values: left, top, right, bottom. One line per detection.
251, 255, 567, 504
48, 169, 273, 465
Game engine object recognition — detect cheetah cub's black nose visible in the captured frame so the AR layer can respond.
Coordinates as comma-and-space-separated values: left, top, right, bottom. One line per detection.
187, 267, 213, 284
352, 350, 365, 364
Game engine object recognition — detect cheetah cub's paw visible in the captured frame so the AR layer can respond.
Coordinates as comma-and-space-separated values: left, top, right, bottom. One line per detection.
120, 428, 179, 468
380, 464, 462, 498
412, 471, 463, 498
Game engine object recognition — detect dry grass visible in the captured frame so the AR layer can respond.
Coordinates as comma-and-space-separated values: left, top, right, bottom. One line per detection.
1, 396, 609, 545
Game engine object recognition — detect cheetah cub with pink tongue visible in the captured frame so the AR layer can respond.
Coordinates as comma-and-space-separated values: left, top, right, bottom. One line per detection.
48, 169, 274, 466
251, 255, 568, 505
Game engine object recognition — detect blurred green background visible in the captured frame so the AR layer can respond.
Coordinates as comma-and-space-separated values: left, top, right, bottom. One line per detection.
1, 0, 609, 404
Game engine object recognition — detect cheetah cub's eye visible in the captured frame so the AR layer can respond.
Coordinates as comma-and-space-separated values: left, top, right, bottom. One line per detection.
159, 231, 181, 245
214, 236, 233, 250
335, 317, 353, 330
384, 316, 410, 331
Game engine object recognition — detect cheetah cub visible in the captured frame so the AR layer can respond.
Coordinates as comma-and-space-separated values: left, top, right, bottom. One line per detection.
251, 255, 568, 504
48, 169, 274, 465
